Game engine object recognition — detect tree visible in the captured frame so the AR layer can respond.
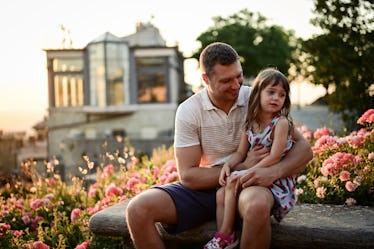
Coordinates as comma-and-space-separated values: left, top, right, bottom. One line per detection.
191, 9, 297, 79
298, 0, 374, 130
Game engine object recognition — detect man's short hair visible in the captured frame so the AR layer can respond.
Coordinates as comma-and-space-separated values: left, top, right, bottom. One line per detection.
199, 42, 240, 77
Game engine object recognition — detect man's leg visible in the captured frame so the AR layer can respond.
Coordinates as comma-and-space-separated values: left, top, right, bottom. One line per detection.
237, 186, 274, 249
126, 188, 177, 249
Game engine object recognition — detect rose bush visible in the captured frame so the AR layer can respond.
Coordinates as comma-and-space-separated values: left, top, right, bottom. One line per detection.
0, 110, 373, 248
296, 109, 374, 206
0, 145, 176, 248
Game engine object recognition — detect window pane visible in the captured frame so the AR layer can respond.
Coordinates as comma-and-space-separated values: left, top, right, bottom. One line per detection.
88, 43, 106, 106
136, 57, 165, 67
137, 72, 166, 103
106, 43, 125, 106
53, 58, 83, 72
136, 57, 167, 103
54, 74, 84, 107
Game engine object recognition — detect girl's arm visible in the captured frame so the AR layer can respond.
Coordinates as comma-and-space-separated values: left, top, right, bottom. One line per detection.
219, 129, 249, 185
224, 129, 250, 169
252, 118, 289, 168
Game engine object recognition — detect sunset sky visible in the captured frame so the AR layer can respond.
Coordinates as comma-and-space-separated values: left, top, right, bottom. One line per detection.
0, 0, 322, 133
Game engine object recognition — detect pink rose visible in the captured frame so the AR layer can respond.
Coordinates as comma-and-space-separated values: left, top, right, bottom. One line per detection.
13, 230, 23, 237
339, 171, 350, 182
345, 198, 357, 206
345, 181, 358, 192
105, 183, 123, 197
313, 127, 332, 139
316, 187, 326, 199
30, 199, 43, 210
74, 241, 90, 249
70, 208, 81, 222
32, 241, 50, 249
368, 152, 374, 160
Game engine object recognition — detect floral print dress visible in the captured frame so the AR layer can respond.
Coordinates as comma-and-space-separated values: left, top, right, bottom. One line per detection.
246, 115, 297, 222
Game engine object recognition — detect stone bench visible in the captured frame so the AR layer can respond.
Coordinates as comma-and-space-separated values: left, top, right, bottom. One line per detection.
89, 200, 374, 249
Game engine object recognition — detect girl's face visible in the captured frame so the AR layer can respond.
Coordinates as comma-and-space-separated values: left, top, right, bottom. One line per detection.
260, 82, 286, 115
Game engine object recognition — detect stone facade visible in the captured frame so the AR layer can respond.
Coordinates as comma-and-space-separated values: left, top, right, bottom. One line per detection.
44, 22, 188, 181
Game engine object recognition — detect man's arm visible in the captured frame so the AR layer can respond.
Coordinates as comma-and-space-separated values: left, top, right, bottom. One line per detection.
175, 145, 221, 190
240, 129, 313, 188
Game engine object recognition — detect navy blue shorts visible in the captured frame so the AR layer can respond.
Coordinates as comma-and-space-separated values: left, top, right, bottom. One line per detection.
153, 182, 217, 234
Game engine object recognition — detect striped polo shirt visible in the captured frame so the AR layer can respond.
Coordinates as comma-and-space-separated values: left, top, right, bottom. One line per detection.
174, 86, 251, 167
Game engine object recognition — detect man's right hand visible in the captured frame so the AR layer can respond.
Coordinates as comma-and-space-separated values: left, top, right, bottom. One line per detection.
245, 145, 269, 167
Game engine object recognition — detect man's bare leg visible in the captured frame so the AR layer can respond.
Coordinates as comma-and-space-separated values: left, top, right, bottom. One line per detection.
126, 188, 177, 249
237, 186, 274, 249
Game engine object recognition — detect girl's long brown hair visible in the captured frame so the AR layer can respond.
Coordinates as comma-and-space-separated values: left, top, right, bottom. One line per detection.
246, 68, 293, 132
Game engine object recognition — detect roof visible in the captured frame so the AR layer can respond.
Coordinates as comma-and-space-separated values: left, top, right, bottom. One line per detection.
122, 22, 166, 47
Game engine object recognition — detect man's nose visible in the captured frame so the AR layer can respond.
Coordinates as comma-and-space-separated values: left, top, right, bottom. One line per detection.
232, 79, 241, 89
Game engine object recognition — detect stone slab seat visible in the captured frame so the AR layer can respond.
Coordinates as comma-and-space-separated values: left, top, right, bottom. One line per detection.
89, 200, 374, 249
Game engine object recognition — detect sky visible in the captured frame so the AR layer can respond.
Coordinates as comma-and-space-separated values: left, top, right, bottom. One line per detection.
0, 0, 323, 133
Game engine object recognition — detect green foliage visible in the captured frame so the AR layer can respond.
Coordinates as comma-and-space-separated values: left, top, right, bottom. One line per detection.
190, 9, 297, 78
297, 0, 374, 130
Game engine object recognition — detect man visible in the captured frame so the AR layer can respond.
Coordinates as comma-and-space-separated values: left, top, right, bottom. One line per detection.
126, 42, 313, 249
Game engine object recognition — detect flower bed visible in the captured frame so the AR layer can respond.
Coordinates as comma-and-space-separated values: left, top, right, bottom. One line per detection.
0, 109, 373, 249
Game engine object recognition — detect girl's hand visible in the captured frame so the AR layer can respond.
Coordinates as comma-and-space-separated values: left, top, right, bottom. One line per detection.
219, 164, 231, 186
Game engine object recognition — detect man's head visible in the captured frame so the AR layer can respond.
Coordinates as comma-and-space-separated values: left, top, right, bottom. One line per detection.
199, 42, 240, 78
199, 42, 243, 109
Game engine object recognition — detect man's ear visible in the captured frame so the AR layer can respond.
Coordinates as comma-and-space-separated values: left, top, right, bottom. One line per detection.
202, 73, 209, 85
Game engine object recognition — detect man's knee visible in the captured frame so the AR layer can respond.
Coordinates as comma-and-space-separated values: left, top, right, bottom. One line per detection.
238, 187, 273, 218
127, 190, 159, 222
127, 194, 148, 223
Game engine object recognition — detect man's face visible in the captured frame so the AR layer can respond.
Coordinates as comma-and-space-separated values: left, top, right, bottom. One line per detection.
204, 61, 244, 103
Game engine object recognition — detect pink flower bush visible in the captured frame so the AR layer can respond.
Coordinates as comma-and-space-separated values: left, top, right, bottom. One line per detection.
312, 135, 344, 155
0, 223, 11, 238
321, 152, 356, 176
29, 199, 44, 210
297, 125, 313, 140
357, 108, 374, 125
313, 127, 332, 139
297, 109, 374, 205
104, 183, 124, 197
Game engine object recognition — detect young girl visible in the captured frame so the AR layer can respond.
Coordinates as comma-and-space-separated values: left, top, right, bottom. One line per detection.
204, 68, 297, 249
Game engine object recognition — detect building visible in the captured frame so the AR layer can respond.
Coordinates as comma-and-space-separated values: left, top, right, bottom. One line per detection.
44, 22, 187, 180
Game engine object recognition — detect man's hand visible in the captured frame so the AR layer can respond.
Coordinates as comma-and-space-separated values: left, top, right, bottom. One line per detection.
239, 166, 278, 188
239, 145, 269, 169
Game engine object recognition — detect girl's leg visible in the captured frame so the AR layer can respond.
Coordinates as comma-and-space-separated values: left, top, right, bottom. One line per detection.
219, 175, 240, 235
216, 187, 225, 229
